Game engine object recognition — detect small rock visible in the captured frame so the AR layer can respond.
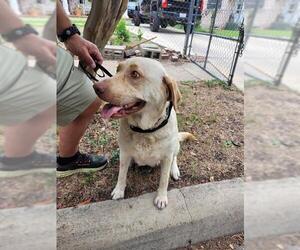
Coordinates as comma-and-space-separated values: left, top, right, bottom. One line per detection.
135, 49, 142, 56
160, 53, 169, 60
171, 54, 179, 62
209, 176, 214, 182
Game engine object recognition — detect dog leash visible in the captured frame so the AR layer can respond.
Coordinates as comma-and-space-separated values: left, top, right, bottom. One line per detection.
79, 61, 113, 81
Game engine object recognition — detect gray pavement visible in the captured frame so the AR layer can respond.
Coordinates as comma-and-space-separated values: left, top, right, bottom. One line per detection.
103, 60, 214, 83
0, 204, 56, 250
245, 177, 300, 240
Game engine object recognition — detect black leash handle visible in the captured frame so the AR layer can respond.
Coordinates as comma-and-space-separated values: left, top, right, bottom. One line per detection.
79, 61, 113, 81
96, 63, 113, 77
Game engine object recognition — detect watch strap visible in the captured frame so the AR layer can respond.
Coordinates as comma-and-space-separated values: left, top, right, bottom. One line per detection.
2, 24, 38, 42
57, 24, 81, 42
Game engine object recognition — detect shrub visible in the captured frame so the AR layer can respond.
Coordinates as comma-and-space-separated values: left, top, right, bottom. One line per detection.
115, 19, 130, 44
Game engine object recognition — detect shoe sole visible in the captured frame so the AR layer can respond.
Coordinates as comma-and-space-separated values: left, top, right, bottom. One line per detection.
0, 168, 55, 178
56, 162, 108, 178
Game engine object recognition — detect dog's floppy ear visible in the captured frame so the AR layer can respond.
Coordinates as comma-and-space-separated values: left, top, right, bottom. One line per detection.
163, 75, 181, 111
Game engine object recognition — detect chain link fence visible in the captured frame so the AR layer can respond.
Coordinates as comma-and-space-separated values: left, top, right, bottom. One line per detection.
186, 0, 244, 85
124, 0, 244, 86
244, 0, 300, 86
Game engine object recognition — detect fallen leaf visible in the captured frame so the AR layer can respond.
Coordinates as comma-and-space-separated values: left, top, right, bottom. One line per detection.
78, 198, 92, 206
33, 198, 54, 206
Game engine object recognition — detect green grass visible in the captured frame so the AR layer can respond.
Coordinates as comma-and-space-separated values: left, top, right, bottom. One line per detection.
175, 24, 292, 39
70, 17, 87, 28
21, 16, 48, 27
204, 79, 231, 90
223, 140, 234, 148
175, 24, 239, 38
251, 28, 292, 39
110, 149, 120, 165
83, 172, 95, 185
21, 16, 87, 28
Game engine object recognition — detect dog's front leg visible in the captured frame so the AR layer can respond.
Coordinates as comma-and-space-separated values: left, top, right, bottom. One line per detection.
111, 151, 131, 200
154, 154, 173, 209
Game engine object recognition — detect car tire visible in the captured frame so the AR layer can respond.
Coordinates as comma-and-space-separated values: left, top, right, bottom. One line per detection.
127, 11, 133, 18
133, 11, 141, 26
184, 24, 194, 34
150, 12, 160, 32
160, 21, 168, 28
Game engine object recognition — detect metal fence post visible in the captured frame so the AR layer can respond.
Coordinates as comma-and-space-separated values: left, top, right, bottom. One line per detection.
274, 18, 300, 86
244, 0, 259, 46
228, 19, 244, 86
203, 0, 219, 69
183, 0, 196, 56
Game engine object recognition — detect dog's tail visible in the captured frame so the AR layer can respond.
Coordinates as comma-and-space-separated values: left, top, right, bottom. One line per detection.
178, 132, 196, 142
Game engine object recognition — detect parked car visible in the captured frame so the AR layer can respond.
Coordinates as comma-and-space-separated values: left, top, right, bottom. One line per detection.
127, 0, 139, 18
130, 0, 203, 33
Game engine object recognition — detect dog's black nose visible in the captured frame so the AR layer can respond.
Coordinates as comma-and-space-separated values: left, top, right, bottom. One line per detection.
93, 84, 105, 95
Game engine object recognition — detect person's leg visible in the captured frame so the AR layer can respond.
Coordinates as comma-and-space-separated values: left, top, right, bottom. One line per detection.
58, 98, 101, 157
3, 105, 56, 157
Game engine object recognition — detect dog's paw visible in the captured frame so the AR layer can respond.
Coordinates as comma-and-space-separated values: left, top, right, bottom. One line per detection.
154, 195, 168, 209
171, 166, 180, 181
111, 186, 125, 200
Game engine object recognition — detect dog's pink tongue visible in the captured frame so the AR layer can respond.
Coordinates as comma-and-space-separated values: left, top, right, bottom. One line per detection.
101, 104, 123, 119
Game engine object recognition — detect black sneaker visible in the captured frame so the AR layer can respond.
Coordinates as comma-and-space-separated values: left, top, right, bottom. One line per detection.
56, 152, 108, 178
0, 151, 56, 177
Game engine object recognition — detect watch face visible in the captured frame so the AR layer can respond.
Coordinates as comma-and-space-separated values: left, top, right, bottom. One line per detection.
66, 30, 71, 35
16, 30, 23, 35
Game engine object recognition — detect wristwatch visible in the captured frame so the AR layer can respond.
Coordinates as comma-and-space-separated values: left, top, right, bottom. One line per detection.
57, 24, 81, 42
2, 24, 38, 42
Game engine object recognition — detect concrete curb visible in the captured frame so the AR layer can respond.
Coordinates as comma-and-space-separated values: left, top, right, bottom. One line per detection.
57, 178, 244, 250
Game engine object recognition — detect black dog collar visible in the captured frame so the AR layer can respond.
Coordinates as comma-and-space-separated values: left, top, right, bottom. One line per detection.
130, 102, 173, 133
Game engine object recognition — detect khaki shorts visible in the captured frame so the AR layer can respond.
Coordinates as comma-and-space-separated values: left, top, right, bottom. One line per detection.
0, 46, 97, 126
57, 47, 97, 126
0, 64, 56, 125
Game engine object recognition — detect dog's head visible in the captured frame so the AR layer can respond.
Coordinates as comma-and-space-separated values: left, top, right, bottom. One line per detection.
94, 57, 181, 119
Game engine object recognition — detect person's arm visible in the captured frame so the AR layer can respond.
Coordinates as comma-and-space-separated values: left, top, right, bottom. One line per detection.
0, 0, 56, 65
57, 1, 103, 68
0, 1, 23, 33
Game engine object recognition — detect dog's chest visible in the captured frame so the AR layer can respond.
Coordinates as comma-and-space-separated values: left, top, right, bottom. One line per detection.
128, 135, 167, 166
131, 136, 166, 166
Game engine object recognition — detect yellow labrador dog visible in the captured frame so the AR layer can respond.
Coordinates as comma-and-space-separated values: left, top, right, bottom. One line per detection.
94, 57, 194, 209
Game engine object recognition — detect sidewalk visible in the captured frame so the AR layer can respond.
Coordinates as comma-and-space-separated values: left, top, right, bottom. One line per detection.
103, 60, 212, 81
103, 60, 244, 91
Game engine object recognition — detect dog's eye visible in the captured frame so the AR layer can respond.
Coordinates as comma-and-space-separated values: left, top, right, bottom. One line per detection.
130, 71, 140, 79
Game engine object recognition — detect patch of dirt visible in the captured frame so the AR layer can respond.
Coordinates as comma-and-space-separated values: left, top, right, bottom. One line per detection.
0, 172, 55, 208
245, 233, 300, 250
245, 84, 300, 180
57, 81, 244, 209
177, 233, 244, 250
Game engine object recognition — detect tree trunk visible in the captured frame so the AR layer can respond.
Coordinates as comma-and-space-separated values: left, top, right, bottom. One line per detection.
83, 0, 128, 50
